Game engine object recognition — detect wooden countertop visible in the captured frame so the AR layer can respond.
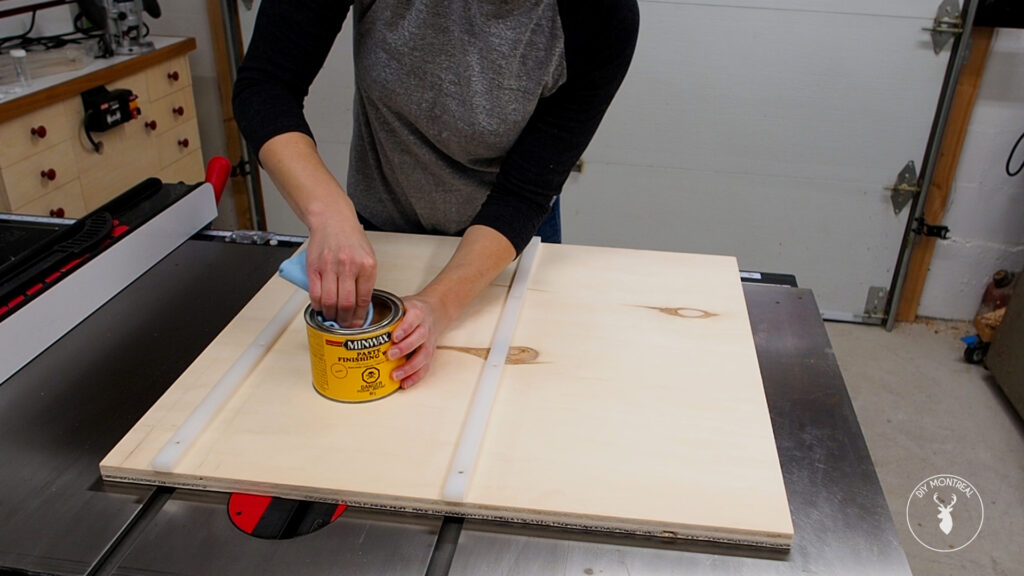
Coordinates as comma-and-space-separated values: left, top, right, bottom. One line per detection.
0, 36, 196, 124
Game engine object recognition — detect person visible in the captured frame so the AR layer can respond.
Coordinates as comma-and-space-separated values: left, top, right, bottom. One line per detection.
234, 0, 639, 388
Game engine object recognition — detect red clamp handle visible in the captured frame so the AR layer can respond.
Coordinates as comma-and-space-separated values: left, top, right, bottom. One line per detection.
205, 156, 232, 205
40, 168, 56, 181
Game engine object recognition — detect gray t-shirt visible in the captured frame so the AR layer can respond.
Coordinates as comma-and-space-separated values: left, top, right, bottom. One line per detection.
347, 0, 567, 235
235, 0, 638, 252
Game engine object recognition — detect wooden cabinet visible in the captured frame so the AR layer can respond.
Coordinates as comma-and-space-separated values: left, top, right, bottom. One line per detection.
0, 38, 202, 218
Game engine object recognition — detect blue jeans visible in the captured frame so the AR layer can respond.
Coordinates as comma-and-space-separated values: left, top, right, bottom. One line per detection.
536, 196, 562, 244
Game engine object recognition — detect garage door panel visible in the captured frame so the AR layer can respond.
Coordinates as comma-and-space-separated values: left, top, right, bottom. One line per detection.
591, 3, 945, 185
562, 161, 904, 317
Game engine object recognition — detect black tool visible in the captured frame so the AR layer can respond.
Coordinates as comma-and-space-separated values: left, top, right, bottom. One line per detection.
81, 86, 140, 151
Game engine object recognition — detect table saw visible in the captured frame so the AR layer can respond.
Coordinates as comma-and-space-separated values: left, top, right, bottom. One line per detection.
0, 183, 912, 575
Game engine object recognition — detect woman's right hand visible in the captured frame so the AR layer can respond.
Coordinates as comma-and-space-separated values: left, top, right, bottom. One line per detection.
257, 132, 377, 327
306, 214, 377, 327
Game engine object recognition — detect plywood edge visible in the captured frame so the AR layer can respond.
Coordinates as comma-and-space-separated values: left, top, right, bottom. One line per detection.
97, 464, 792, 549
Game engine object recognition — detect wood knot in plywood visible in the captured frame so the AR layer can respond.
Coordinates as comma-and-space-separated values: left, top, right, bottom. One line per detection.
438, 346, 540, 365
643, 306, 717, 319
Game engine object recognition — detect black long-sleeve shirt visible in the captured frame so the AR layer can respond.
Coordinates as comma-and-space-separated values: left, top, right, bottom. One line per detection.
234, 0, 638, 254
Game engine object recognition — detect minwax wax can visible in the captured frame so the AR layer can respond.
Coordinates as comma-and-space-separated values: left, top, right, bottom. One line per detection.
304, 290, 405, 402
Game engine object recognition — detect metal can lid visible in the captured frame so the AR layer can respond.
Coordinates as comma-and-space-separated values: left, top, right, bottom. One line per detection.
305, 289, 403, 334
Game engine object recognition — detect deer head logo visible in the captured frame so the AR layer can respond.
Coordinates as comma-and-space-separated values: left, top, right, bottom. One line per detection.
935, 493, 956, 535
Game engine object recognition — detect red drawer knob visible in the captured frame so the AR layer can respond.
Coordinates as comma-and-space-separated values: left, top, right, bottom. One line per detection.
172, 106, 185, 117
178, 138, 190, 149
145, 120, 158, 130
31, 125, 47, 138
168, 70, 180, 82
40, 168, 57, 181
49, 207, 65, 218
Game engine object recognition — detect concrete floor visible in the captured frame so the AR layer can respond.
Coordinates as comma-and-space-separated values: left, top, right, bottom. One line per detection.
825, 320, 1023, 576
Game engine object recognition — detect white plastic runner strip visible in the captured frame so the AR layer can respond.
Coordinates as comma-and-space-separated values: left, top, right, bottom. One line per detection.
442, 237, 541, 501
151, 289, 307, 471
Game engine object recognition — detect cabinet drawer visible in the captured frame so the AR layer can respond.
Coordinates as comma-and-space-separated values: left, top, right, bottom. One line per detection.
146, 88, 197, 136
157, 150, 204, 185
157, 119, 201, 168
147, 56, 192, 101
0, 101, 74, 167
2, 140, 80, 209
16, 180, 86, 218
80, 139, 160, 211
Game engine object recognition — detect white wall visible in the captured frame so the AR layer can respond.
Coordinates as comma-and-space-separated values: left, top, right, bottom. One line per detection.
0, 2, 74, 38
918, 28, 1024, 321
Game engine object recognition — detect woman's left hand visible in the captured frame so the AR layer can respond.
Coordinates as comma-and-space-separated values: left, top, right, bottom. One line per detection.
388, 293, 452, 388
385, 225, 517, 389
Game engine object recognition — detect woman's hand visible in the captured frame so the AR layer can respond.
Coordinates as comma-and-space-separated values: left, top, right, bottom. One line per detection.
388, 293, 452, 388
257, 132, 377, 327
386, 225, 517, 389
305, 217, 377, 327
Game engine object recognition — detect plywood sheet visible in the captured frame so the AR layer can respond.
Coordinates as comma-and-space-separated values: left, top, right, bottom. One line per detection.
101, 232, 792, 548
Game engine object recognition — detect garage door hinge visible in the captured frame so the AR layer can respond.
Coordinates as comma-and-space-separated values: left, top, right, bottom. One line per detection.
913, 217, 950, 239
924, 0, 964, 54
864, 286, 888, 318
886, 161, 920, 215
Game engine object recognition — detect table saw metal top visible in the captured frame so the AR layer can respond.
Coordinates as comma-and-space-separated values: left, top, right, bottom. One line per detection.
0, 237, 911, 576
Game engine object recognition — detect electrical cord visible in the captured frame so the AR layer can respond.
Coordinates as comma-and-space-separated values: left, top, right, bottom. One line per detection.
82, 112, 103, 153
0, 10, 37, 50
0, 8, 104, 53
1008, 131, 1024, 177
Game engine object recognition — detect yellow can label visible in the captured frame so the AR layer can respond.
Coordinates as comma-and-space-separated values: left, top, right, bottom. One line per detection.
306, 324, 404, 402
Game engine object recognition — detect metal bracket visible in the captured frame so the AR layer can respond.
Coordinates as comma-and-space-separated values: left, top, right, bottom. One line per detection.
886, 161, 920, 215
864, 286, 889, 318
912, 217, 950, 239
224, 230, 282, 245
924, 0, 964, 54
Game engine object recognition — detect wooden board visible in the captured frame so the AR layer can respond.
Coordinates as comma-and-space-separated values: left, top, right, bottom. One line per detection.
896, 27, 994, 323
100, 232, 793, 548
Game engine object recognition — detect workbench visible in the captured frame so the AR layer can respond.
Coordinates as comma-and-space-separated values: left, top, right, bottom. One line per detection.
0, 236, 913, 576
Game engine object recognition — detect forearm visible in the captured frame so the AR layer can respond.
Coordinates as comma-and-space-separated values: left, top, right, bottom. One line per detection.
387, 225, 517, 387
258, 133, 360, 231
419, 225, 517, 325
260, 133, 376, 326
